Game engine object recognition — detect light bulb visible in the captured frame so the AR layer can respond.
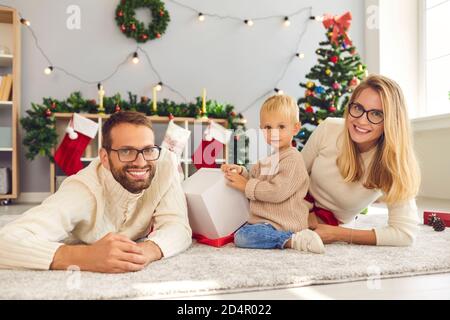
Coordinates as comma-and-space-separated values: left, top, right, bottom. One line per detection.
283, 17, 291, 27
155, 82, 163, 91
244, 19, 254, 27
274, 88, 284, 95
44, 66, 54, 75
296, 52, 305, 59
309, 16, 324, 22
198, 13, 205, 22
132, 52, 139, 64
20, 18, 31, 26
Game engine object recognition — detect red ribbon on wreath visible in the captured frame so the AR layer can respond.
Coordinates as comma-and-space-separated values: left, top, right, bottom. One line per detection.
322, 11, 353, 47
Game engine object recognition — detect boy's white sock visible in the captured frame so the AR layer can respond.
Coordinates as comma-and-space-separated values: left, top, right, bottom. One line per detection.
291, 229, 325, 254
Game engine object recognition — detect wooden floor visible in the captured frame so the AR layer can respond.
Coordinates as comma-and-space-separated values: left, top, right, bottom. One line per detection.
1, 196, 450, 300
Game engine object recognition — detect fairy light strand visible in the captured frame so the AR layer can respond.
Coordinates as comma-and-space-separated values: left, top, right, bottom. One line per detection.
12, 3, 319, 113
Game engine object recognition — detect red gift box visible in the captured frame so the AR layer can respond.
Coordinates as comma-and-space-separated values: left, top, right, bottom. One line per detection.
423, 211, 450, 227
193, 232, 235, 247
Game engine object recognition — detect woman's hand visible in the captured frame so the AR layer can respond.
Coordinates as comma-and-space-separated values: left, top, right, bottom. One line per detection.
221, 164, 243, 174
313, 224, 340, 244
224, 171, 248, 193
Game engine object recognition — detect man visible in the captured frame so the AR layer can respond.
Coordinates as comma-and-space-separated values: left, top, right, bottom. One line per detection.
0, 111, 192, 273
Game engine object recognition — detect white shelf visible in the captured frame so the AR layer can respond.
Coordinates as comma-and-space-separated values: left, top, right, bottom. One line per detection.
0, 147, 13, 152
0, 54, 13, 67
0, 101, 13, 106
181, 158, 226, 164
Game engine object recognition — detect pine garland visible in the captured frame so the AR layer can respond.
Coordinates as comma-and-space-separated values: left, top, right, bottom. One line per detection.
20, 92, 245, 161
115, 0, 170, 43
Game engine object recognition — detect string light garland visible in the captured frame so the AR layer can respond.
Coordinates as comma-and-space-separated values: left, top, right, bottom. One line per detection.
12, 2, 322, 114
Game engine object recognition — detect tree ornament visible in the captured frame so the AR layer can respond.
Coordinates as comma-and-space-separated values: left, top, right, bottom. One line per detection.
332, 82, 341, 90
305, 105, 314, 113
306, 81, 315, 89
358, 64, 364, 72
45, 109, 52, 117
329, 106, 337, 112
427, 213, 439, 226
51, 101, 57, 110
305, 90, 314, 97
115, 105, 121, 113
115, 0, 170, 43
349, 77, 360, 87
325, 69, 332, 76
168, 113, 175, 121
330, 56, 339, 64
314, 86, 325, 94
433, 218, 446, 232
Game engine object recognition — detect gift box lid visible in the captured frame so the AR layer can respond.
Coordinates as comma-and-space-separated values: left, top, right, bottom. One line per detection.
424, 211, 450, 227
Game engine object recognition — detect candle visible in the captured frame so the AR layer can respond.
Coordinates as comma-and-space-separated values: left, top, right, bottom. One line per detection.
202, 88, 207, 115
98, 84, 105, 113
152, 86, 157, 113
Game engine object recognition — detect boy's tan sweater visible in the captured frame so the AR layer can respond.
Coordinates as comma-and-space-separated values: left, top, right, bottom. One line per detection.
242, 147, 311, 232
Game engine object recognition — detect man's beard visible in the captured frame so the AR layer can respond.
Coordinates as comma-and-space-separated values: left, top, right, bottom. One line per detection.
108, 160, 156, 194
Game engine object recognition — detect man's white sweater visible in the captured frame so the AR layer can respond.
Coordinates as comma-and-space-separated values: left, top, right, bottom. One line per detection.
0, 148, 192, 270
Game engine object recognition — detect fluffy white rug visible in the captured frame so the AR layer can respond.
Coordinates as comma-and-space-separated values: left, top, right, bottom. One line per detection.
0, 212, 449, 300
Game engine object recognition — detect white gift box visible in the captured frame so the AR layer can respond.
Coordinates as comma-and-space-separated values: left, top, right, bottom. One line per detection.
182, 168, 249, 240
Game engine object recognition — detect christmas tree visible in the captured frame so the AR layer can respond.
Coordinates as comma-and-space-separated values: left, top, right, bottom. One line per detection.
295, 12, 368, 150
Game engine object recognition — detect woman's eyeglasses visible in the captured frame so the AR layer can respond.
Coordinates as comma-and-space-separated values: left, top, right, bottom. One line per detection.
348, 102, 384, 125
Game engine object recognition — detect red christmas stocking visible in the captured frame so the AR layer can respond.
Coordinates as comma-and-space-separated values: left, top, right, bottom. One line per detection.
191, 122, 232, 170
54, 114, 99, 176
191, 139, 224, 169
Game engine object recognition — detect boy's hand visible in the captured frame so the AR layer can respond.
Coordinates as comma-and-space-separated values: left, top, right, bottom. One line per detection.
221, 164, 243, 175
224, 171, 248, 193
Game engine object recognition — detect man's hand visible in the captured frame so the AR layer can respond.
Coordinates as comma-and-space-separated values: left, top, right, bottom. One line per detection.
137, 240, 163, 266
51, 233, 147, 273
221, 164, 243, 174
224, 171, 248, 193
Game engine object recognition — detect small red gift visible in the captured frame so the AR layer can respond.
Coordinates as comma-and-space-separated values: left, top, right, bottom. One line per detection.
423, 211, 450, 227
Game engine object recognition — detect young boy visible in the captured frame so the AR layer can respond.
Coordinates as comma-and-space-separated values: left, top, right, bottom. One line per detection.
222, 95, 324, 253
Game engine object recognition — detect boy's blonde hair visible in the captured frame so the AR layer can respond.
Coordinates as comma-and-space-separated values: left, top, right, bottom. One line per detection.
260, 95, 300, 124
336, 74, 421, 204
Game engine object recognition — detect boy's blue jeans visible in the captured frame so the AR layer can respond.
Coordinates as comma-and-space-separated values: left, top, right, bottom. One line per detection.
234, 223, 294, 249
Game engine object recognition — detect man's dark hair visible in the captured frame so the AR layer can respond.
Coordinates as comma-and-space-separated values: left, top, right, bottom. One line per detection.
102, 111, 153, 150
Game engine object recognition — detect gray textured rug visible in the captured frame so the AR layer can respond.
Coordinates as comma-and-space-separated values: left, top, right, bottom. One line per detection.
0, 211, 449, 300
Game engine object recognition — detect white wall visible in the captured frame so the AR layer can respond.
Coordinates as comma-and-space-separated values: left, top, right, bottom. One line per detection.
379, 0, 420, 118
0, 0, 366, 193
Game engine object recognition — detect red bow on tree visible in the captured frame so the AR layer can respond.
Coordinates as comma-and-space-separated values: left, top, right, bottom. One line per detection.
322, 11, 353, 47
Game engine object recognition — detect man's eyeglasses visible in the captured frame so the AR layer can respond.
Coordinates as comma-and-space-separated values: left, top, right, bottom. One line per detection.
348, 102, 384, 125
108, 146, 161, 162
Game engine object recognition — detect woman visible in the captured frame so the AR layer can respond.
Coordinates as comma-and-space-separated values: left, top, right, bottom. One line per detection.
302, 74, 421, 246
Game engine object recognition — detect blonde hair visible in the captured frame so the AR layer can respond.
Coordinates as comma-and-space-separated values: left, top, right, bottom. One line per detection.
260, 95, 299, 124
336, 74, 421, 204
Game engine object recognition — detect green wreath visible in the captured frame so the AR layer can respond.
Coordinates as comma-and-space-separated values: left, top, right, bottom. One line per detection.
115, 0, 170, 43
